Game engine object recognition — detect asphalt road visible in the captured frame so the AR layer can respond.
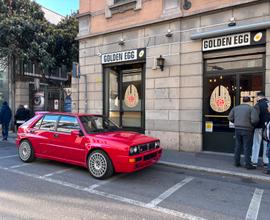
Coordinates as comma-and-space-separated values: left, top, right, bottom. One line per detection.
0, 141, 269, 220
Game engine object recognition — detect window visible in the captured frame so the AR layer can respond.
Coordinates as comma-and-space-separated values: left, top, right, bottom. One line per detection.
57, 116, 80, 133
33, 117, 43, 129
40, 115, 59, 131
114, 0, 126, 3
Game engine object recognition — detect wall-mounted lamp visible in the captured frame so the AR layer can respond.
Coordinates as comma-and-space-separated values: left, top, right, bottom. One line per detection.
228, 17, 236, 27
119, 38, 125, 46
156, 55, 165, 71
183, 0, 192, 10
166, 29, 173, 38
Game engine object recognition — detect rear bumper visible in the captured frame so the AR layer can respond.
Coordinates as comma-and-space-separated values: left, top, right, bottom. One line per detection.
113, 148, 162, 173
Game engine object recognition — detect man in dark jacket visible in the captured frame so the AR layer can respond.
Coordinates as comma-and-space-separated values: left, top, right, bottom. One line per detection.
228, 96, 259, 169
15, 105, 30, 130
251, 91, 270, 166
0, 101, 12, 141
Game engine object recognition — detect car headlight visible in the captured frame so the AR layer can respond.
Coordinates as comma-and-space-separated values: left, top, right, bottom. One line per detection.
155, 140, 160, 148
129, 146, 139, 156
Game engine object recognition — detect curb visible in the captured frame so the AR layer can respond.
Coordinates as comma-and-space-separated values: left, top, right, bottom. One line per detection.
158, 160, 270, 183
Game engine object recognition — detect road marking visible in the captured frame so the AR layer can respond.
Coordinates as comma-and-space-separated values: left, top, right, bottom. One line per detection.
10, 163, 31, 169
146, 177, 194, 208
42, 168, 74, 177
0, 165, 206, 220
245, 188, 264, 220
0, 155, 17, 160
85, 174, 126, 190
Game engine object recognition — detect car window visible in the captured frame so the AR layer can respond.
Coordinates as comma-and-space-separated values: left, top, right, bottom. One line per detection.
33, 117, 43, 129
40, 115, 59, 131
57, 116, 80, 133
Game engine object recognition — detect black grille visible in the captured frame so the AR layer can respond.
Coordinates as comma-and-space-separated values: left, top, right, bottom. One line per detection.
144, 152, 157, 161
139, 142, 156, 153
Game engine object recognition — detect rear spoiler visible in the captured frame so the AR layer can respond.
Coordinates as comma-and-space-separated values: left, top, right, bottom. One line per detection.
35, 111, 49, 115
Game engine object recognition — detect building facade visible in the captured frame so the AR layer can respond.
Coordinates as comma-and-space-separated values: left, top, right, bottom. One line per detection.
76, 0, 270, 152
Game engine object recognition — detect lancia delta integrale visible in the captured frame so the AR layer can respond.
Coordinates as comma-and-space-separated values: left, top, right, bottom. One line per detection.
16, 113, 162, 179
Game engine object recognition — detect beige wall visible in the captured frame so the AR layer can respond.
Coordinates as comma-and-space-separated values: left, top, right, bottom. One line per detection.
75, 0, 270, 152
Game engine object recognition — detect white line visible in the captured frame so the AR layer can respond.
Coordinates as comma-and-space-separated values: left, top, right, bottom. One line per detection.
0, 165, 206, 220
146, 177, 194, 208
85, 174, 126, 191
245, 188, 264, 220
42, 168, 74, 177
10, 163, 31, 169
0, 155, 17, 160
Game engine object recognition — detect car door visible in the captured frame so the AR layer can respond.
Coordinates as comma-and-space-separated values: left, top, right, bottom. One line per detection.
52, 115, 86, 163
35, 114, 59, 156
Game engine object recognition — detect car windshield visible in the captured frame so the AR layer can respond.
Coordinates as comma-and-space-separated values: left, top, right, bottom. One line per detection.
80, 116, 120, 133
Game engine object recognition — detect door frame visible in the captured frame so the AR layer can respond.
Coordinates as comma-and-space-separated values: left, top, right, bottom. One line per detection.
103, 62, 146, 133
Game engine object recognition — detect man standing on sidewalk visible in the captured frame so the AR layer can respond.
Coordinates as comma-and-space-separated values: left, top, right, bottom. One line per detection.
228, 96, 259, 169
251, 91, 269, 166
0, 101, 12, 141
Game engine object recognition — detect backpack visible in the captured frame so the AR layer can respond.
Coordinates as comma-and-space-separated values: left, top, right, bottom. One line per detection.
262, 120, 270, 142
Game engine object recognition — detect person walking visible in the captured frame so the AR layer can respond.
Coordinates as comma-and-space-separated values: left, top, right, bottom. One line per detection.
228, 96, 259, 169
14, 104, 30, 131
0, 101, 12, 141
251, 91, 269, 166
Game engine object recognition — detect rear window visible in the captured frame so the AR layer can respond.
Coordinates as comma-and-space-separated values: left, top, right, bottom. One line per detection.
40, 115, 59, 131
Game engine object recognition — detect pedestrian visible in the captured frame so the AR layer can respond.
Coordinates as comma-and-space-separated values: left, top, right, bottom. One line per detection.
14, 104, 30, 131
251, 91, 269, 167
0, 101, 12, 141
228, 96, 259, 169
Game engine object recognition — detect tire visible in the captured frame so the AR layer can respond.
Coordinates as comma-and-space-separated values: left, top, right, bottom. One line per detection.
18, 140, 35, 163
87, 150, 114, 179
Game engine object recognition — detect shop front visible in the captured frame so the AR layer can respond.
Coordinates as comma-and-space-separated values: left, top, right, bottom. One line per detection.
102, 48, 146, 133
202, 31, 266, 153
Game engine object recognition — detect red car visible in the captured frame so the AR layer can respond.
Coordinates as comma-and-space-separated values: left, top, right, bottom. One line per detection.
16, 112, 162, 179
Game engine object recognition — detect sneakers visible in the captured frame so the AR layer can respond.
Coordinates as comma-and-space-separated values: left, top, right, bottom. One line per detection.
263, 170, 270, 175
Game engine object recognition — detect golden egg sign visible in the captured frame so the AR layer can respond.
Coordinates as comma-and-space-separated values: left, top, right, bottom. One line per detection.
254, 32, 262, 42
210, 85, 231, 113
124, 84, 139, 108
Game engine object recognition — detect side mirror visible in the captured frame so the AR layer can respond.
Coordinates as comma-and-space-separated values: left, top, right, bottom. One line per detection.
71, 130, 84, 137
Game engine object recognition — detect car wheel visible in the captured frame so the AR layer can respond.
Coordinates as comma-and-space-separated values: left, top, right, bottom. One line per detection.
88, 150, 114, 179
18, 140, 35, 162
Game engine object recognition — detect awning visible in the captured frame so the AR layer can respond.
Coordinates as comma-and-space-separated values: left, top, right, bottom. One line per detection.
191, 20, 270, 40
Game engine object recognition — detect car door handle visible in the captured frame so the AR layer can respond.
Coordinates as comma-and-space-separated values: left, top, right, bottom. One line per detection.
53, 134, 59, 138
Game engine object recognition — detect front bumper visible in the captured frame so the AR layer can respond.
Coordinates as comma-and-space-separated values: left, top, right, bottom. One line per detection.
113, 148, 162, 173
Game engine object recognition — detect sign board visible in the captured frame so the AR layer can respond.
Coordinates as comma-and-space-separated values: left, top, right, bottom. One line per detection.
101, 48, 146, 64
205, 121, 213, 132
202, 31, 266, 51
54, 99, 59, 110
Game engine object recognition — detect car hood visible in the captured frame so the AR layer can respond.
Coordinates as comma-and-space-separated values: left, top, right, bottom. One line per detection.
89, 130, 158, 146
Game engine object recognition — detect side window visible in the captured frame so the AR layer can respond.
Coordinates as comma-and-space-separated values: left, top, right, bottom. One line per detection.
57, 116, 80, 133
40, 115, 59, 131
33, 117, 43, 129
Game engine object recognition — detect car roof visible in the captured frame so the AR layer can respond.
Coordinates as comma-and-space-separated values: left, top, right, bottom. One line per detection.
35, 111, 101, 117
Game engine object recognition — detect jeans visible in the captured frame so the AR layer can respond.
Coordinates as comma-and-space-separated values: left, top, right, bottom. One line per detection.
267, 142, 270, 171
2, 122, 9, 140
251, 128, 269, 164
235, 129, 253, 166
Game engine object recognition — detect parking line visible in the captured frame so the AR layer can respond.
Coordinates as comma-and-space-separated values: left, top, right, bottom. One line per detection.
10, 163, 31, 169
85, 174, 126, 190
0, 165, 206, 220
42, 168, 74, 177
245, 188, 264, 220
146, 177, 194, 208
0, 155, 17, 160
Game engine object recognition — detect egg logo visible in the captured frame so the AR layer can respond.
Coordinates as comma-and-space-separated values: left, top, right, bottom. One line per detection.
210, 85, 231, 113
254, 32, 262, 42
139, 50, 144, 58
124, 84, 139, 108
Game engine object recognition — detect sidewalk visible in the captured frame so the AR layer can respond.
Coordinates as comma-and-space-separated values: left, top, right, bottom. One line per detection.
159, 149, 270, 182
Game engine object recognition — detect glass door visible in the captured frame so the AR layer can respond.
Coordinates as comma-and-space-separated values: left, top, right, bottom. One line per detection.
104, 64, 145, 132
